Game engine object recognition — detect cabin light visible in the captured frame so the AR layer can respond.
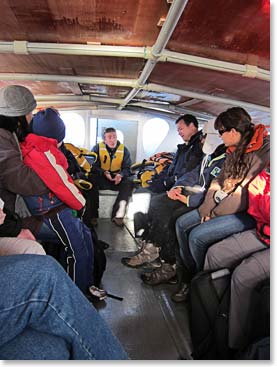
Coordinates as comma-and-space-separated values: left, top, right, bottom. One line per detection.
157, 17, 166, 27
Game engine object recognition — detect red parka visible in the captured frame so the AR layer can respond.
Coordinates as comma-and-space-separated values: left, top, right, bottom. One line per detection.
20, 134, 86, 210
247, 168, 270, 246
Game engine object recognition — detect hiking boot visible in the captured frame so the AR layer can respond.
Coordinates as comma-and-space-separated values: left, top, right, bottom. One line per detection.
121, 242, 160, 268
112, 217, 124, 227
89, 285, 107, 301
141, 263, 176, 285
140, 257, 162, 271
171, 283, 190, 303
135, 238, 146, 252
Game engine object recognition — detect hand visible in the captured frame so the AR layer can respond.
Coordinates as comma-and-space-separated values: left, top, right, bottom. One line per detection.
114, 174, 122, 185
104, 171, 114, 181
167, 187, 182, 200
201, 216, 211, 223
17, 229, 36, 241
0, 209, 6, 225
175, 192, 188, 205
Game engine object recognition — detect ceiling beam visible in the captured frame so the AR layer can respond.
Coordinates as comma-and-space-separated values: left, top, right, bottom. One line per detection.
118, 0, 189, 110
145, 83, 270, 112
0, 72, 269, 112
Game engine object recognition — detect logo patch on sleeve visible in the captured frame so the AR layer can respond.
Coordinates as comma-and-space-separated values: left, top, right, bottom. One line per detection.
211, 166, 221, 177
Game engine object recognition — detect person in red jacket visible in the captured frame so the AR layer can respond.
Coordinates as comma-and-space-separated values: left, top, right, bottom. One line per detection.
0, 86, 105, 300
204, 167, 270, 350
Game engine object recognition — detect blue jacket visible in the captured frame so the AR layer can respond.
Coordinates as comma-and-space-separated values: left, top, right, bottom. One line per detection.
149, 130, 203, 192
174, 144, 226, 208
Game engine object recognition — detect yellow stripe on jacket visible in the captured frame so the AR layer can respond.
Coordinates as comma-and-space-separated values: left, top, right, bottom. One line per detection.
99, 142, 124, 172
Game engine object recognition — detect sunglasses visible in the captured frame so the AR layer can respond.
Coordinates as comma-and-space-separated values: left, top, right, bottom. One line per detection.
218, 128, 229, 136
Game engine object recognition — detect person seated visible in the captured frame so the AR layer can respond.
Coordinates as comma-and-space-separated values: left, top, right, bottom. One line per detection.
0, 85, 104, 300
146, 114, 203, 193
125, 114, 204, 267
203, 167, 270, 351
90, 127, 134, 227
173, 107, 270, 302
0, 254, 128, 360
121, 120, 226, 285
0, 202, 45, 255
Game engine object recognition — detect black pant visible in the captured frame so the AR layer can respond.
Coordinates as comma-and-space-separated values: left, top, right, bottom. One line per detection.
134, 192, 192, 264
88, 174, 134, 219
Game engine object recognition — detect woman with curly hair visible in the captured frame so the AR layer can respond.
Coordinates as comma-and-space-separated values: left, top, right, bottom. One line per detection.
172, 107, 270, 302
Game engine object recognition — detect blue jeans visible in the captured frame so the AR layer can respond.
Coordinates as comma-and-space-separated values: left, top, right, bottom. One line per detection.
175, 209, 256, 272
0, 255, 128, 360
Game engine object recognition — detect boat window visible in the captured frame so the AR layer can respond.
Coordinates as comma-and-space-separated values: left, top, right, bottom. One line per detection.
60, 112, 85, 147
143, 118, 169, 156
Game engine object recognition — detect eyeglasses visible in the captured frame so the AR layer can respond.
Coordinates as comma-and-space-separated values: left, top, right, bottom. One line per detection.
218, 128, 229, 136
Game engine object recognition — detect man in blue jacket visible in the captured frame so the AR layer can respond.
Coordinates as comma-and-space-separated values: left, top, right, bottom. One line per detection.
122, 120, 226, 278
148, 114, 203, 193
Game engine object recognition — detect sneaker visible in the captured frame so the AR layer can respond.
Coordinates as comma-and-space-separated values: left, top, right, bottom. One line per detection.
141, 263, 176, 285
89, 286, 107, 301
121, 242, 160, 268
171, 283, 190, 303
112, 217, 124, 227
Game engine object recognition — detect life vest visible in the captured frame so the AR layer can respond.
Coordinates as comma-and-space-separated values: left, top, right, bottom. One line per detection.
99, 141, 124, 173
131, 152, 174, 188
64, 143, 97, 175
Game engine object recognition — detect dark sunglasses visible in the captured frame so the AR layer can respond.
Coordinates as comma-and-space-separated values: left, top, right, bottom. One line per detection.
218, 128, 229, 136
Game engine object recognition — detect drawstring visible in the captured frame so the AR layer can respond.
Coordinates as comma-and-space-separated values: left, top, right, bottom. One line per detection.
199, 155, 210, 191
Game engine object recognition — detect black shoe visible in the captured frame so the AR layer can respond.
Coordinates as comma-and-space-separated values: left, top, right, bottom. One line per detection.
171, 283, 189, 303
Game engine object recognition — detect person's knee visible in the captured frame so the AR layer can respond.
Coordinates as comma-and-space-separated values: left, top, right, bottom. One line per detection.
204, 246, 217, 271
204, 241, 225, 271
231, 265, 245, 291
175, 216, 182, 230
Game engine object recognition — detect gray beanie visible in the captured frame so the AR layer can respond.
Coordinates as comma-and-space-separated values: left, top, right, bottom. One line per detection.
0, 85, 37, 117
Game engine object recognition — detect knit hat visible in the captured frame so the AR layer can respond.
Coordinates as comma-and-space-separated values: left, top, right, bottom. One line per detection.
32, 108, 66, 143
202, 119, 223, 154
0, 85, 37, 117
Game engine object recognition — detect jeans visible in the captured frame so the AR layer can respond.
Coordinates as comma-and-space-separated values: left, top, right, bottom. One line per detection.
175, 209, 256, 273
0, 255, 128, 360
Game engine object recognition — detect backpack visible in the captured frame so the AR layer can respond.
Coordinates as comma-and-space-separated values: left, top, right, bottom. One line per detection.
131, 152, 174, 188
189, 268, 232, 360
64, 143, 97, 176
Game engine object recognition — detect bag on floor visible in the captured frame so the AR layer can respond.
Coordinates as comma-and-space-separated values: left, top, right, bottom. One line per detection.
189, 268, 232, 360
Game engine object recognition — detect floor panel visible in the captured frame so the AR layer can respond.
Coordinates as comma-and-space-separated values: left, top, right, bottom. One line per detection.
94, 219, 193, 360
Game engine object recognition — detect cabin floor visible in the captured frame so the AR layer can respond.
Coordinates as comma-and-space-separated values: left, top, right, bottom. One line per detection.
94, 218, 193, 360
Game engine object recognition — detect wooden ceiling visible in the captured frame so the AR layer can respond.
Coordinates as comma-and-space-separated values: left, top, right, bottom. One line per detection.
0, 0, 270, 124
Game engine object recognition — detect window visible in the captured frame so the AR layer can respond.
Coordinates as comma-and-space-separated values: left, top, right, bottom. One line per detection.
60, 112, 85, 147
143, 118, 169, 156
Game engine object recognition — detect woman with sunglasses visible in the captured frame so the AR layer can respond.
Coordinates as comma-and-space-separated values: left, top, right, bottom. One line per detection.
172, 106, 270, 302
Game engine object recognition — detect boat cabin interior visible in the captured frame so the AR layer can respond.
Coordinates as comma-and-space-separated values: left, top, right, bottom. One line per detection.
0, 0, 270, 360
